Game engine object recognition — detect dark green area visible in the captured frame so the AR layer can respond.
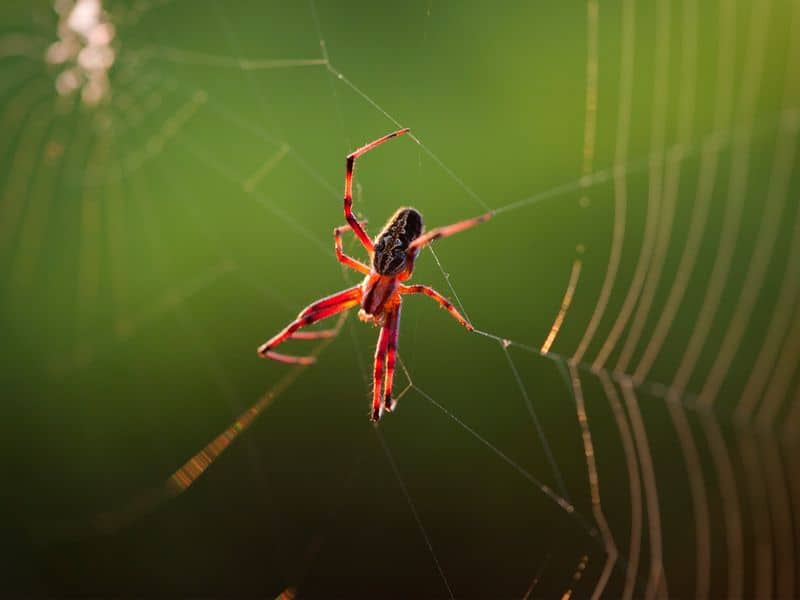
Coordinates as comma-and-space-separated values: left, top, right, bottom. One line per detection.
2, 0, 798, 597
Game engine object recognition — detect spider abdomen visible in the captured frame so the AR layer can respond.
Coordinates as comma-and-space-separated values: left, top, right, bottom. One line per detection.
372, 207, 424, 276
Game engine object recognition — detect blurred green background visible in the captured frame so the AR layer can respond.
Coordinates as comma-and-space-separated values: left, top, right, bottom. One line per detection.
2, 0, 799, 597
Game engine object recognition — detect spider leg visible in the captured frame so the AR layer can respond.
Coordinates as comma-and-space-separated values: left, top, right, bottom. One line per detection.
334, 223, 370, 275
298, 285, 361, 318
383, 306, 401, 413
408, 211, 493, 251
258, 290, 361, 364
344, 128, 410, 253
399, 284, 473, 331
370, 317, 392, 422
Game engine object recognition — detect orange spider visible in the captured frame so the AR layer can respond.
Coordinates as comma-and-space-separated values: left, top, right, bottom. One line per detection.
257, 129, 492, 421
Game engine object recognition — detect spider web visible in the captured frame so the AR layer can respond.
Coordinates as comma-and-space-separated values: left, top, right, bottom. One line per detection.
3, 0, 800, 597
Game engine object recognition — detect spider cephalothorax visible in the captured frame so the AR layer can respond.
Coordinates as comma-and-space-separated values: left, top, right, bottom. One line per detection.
257, 129, 492, 421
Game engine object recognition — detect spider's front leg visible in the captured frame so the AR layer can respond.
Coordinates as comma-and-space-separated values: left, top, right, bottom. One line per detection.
343, 128, 410, 253
408, 211, 493, 251
258, 286, 361, 364
334, 222, 370, 275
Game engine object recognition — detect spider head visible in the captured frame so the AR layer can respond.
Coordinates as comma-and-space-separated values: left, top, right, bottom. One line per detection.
373, 207, 424, 276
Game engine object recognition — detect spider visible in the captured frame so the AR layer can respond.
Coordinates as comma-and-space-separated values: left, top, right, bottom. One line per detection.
257, 129, 492, 421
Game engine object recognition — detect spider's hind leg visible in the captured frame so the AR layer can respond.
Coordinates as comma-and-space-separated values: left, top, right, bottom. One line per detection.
258, 287, 361, 364
370, 320, 391, 422
382, 307, 401, 413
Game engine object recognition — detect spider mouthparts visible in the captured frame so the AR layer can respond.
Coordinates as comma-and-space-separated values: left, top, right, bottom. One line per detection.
370, 406, 383, 422
384, 396, 396, 412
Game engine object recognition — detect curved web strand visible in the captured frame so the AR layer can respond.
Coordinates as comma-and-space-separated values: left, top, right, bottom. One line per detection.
578, 0, 599, 208
760, 436, 796, 599
8, 97, 73, 297
678, 0, 772, 408
786, 385, 800, 574
737, 432, 774, 598
665, 398, 710, 599
540, 254, 582, 354
560, 554, 590, 600
741, 174, 800, 420
619, 379, 667, 600
760, 303, 800, 423
85, 358, 327, 536
700, 413, 744, 598
128, 118, 278, 501
77, 133, 114, 333
563, 363, 618, 600
592, 0, 671, 373
635, 0, 738, 382
702, 0, 800, 403
0, 86, 54, 256
620, 0, 698, 374
100, 87, 207, 184
571, 0, 634, 365
0, 32, 48, 60
597, 370, 643, 600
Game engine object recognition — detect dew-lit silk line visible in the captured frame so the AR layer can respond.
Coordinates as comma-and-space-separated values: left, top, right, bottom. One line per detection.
9, 111, 70, 296
760, 304, 800, 423
110, 88, 207, 182
0, 32, 47, 59
274, 587, 298, 600
677, 0, 772, 409
695, 2, 775, 595
619, 380, 667, 600
560, 554, 589, 600
621, 0, 697, 376
374, 427, 454, 600
665, 398, 710, 600
92, 361, 315, 534
57, 260, 234, 374
154, 44, 327, 70
2, 99, 60, 292
743, 190, 800, 420
106, 152, 127, 324
592, 0, 670, 373
540, 258, 582, 354
579, 0, 599, 198
521, 553, 550, 600
635, 0, 737, 382
567, 364, 617, 600
571, 0, 633, 365
503, 345, 571, 503
703, 0, 800, 405
787, 383, 800, 441
648, 3, 740, 594
761, 436, 795, 600
322, 62, 492, 213
0, 85, 53, 254
737, 433, 774, 599
243, 143, 290, 192
77, 135, 112, 331
699, 412, 743, 598
597, 370, 642, 600
627, 2, 707, 597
